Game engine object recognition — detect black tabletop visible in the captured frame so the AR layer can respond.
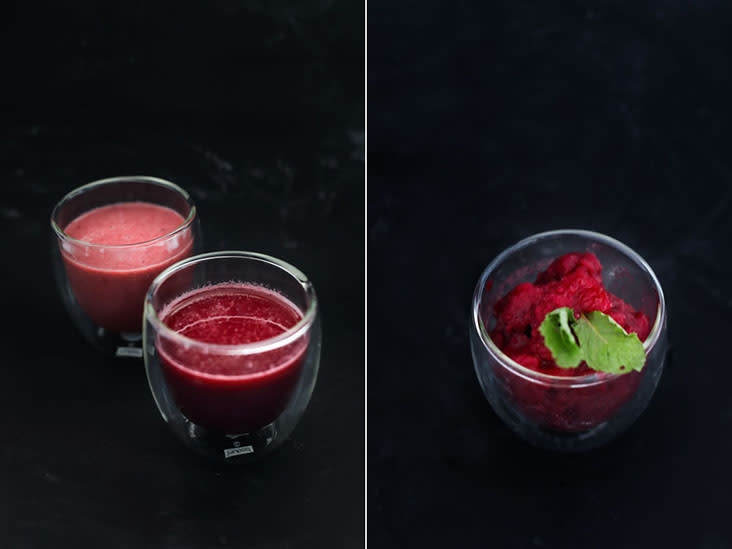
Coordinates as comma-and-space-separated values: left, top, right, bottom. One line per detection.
369, 2, 732, 548
2, 3, 364, 548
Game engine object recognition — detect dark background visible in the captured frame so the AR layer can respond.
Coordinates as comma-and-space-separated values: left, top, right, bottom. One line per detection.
1, 2, 364, 548
370, 2, 731, 548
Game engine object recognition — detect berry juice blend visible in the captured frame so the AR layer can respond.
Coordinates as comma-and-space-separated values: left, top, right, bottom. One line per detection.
157, 283, 307, 434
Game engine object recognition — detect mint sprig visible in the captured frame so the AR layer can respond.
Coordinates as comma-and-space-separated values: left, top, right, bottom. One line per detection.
537, 307, 583, 368
538, 307, 646, 374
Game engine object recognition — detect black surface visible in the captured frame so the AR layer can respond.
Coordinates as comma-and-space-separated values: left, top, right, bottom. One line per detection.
370, 2, 732, 548
2, 3, 364, 548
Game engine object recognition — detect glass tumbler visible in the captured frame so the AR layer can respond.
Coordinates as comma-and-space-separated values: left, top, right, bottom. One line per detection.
470, 229, 667, 451
51, 176, 200, 357
143, 251, 321, 463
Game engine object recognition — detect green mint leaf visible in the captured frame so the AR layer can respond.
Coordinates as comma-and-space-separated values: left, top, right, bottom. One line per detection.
538, 307, 583, 368
539, 308, 647, 374
573, 311, 646, 374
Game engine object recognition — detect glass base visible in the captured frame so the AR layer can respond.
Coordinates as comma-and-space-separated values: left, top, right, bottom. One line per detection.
81, 326, 143, 358
174, 418, 280, 464
489, 395, 614, 452
115, 332, 143, 358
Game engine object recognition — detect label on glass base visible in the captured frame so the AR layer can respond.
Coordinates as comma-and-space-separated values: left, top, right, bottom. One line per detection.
224, 445, 254, 458
116, 347, 143, 358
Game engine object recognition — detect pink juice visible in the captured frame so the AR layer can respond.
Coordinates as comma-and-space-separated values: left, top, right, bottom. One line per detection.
157, 283, 307, 434
61, 201, 193, 333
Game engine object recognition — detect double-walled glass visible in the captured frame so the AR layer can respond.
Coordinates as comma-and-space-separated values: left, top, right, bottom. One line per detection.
470, 230, 667, 451
51, 176, 200, 357
143, 251, 321, 463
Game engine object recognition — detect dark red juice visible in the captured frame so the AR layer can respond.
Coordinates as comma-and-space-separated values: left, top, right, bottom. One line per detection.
157, 283, 307, 434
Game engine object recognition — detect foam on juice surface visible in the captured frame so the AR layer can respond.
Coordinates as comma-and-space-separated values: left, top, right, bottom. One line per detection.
159, 283, 305, 376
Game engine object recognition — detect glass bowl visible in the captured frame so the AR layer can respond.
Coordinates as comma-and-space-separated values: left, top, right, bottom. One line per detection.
143, 251, 321, 464
469, 229, 667, 451
51, 176, 200, 357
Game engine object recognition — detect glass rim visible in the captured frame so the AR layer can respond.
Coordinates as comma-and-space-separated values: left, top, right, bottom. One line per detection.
145, 250, 318, 356
471, 229, 666, 388
50, 175, 197, 249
